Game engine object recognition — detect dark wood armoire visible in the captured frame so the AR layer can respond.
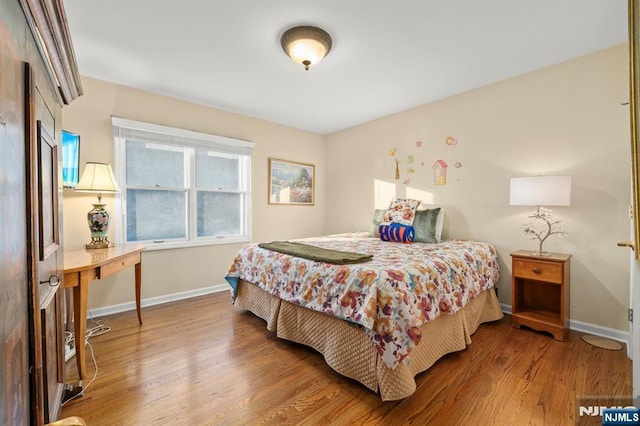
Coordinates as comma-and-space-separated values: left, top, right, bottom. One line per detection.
0, 0, 81, 424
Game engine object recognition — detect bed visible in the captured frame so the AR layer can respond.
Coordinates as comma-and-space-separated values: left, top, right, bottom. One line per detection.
225, 232, 503, 401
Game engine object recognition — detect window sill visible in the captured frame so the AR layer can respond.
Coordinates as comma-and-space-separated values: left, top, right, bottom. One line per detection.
133, 236, 250, 252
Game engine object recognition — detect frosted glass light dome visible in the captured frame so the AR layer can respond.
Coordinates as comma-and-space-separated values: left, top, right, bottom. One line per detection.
281, 26, 333, 71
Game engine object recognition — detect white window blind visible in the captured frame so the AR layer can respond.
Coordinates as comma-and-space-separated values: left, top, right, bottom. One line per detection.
112, 117, 253, 249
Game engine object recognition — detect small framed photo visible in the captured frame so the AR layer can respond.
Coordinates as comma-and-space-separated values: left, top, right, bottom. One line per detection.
61, 130, 80, 188
268, 158, 315, 205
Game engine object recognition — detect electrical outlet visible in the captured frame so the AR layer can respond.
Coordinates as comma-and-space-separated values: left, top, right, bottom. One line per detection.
65, 342, 76, 362
64, 336, 88, 362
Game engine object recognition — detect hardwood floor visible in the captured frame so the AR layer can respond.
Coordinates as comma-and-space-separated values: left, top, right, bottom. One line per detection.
61, 292, 631, 425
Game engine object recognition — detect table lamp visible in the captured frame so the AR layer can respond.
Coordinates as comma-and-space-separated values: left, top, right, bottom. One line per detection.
509, 175, 571, 255
74, 162, 120, 249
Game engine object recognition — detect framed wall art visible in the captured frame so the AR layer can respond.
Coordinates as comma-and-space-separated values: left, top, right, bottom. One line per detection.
61, 130, 80, 188
268, 158, 315, 206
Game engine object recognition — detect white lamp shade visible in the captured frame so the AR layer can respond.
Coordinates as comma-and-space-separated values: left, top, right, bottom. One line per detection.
509, 176, 571, 206
75, 162, 120, 193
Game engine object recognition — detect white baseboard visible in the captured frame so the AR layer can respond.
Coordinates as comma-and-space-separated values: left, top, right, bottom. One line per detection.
88, 283, 230, 319
500, 303, 629, 345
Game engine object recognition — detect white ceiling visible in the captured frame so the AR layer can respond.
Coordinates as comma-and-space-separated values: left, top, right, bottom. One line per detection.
63, 0, 628, 135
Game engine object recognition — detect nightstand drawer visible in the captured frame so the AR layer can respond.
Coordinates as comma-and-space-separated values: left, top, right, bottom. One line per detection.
513, 259, 563, 284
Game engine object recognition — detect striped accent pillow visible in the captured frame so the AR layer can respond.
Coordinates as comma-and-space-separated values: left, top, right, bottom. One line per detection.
379, 223, 415, 243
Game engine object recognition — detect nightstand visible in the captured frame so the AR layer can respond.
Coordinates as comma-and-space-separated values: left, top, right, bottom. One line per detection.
510, 250, 571, 341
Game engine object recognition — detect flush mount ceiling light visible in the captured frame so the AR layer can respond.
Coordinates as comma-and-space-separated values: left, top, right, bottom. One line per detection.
280, 25, 333, 71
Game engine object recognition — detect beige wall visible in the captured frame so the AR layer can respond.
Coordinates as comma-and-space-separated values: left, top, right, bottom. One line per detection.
62, 77, 325, 310
325, 44, 631, 331
65, 45, 631, 332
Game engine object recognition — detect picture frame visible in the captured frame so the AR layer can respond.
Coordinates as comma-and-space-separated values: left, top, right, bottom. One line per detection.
61, 129, 80, 188
268, 158, 315, 205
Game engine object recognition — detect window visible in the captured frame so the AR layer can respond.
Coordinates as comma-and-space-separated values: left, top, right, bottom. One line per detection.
112, 117, 253, 249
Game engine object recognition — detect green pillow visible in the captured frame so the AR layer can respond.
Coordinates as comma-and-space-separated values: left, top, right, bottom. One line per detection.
413, 208, 441, 243
368, 209, 387, 237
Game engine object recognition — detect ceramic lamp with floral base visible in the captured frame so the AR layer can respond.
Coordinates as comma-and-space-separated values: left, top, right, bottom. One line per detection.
86, 197, 112, 248
74, 162, 120, 249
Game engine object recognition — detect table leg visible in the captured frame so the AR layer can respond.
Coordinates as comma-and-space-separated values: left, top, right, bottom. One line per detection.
65, 288, 73, 332
73, 272, 89, 380
135, 261, 142, 325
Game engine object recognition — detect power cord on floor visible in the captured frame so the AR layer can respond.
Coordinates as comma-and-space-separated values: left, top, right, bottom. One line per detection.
87, 311, 112, 337
61, 340, 98, 407
61, 319, 111, 407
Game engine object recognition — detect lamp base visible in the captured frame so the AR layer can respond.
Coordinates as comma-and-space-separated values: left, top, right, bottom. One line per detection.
529, 251, 553, 257
84, 242, 113, 250
84, 235, 113, 250
86, 202, 112, 249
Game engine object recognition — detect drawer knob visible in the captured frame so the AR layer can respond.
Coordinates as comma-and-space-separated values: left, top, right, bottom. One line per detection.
532, 267, 541, 274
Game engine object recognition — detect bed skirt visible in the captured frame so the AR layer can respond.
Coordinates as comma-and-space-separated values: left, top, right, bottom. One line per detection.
233, 279, 504, 401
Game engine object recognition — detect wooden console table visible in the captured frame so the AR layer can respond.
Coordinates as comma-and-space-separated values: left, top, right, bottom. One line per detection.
63, 244, 144, 380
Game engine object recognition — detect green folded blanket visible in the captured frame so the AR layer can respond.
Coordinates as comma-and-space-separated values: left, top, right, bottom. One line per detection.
257, 241, 373, 265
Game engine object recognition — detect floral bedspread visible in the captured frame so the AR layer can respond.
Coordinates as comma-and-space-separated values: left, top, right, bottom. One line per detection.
225, 232, 499, 369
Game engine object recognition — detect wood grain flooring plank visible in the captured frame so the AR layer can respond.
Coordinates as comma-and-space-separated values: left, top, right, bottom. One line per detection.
61, 292, 631, 425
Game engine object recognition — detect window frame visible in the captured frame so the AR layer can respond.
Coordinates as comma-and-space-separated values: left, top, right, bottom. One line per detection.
112, 117, 253, 250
